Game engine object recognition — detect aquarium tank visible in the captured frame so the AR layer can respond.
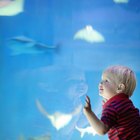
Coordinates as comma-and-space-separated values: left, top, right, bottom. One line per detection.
0, 0, 140, 140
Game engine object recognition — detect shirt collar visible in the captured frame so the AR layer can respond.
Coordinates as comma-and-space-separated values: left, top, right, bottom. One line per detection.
103, 93, 129, 109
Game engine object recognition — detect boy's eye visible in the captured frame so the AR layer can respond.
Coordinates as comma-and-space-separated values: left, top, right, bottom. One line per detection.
101, 79, 108, 83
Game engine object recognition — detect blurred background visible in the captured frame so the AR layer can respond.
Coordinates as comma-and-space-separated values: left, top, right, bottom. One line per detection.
0, 0, 140, 140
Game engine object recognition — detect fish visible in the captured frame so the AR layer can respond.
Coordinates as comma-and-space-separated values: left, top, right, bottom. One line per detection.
7, 36, 58, 55
0, 0, 24, 16
75, 125, 96, 138
74, 25, 105, 43
36, 99, 82, 130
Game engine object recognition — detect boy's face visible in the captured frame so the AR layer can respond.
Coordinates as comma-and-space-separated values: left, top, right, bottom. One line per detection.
98, 73, 118, 100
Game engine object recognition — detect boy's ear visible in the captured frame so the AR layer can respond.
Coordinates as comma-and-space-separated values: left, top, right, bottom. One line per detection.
117, 83, 125, 93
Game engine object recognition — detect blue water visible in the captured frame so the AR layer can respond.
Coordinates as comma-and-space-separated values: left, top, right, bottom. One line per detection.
0, 0, 140, 140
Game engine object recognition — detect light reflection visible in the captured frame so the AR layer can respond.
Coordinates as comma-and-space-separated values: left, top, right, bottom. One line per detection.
74, 25, 105, 43
75, 125, 96, 138
113, 0, 129, 4
36, 99, 82, 130
0, 0, 24, 16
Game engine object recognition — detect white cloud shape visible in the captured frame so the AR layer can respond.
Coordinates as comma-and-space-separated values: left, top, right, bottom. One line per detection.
75, 126, 96, 138
36, 99, 82, 130
74, 25, 105, 43
0, 0, 24, 16
113, 0, 129, 3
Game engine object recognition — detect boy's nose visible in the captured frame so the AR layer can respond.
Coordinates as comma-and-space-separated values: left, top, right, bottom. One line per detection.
99, 81, 103, 85
98, 83, 103, 89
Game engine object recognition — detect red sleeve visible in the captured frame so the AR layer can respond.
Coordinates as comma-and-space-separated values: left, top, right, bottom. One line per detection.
101, 105, 118, 128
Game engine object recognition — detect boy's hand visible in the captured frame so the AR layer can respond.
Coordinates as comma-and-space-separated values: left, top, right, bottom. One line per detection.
83, 95, 92, 115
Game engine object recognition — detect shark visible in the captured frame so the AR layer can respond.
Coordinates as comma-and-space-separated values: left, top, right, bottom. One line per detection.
36, 99, 82, 130
0, 0, 24, 16
7, 36, 57, 55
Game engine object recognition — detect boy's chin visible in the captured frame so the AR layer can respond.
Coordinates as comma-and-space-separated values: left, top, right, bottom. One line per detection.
99, 92, 103, 97
99, 93, 107, 100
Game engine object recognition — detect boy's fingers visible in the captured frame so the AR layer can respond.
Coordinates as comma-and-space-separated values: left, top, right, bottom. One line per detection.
84, 96, 91, 108
85, 99, 89, 106
86, 95, 90, 103
84, 102, 88, 108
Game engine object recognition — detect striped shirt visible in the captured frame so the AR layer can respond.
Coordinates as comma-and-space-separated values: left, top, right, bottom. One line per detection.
101, 93, 140, 140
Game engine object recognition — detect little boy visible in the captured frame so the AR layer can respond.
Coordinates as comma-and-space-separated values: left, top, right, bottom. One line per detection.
83, 65, 140, 140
